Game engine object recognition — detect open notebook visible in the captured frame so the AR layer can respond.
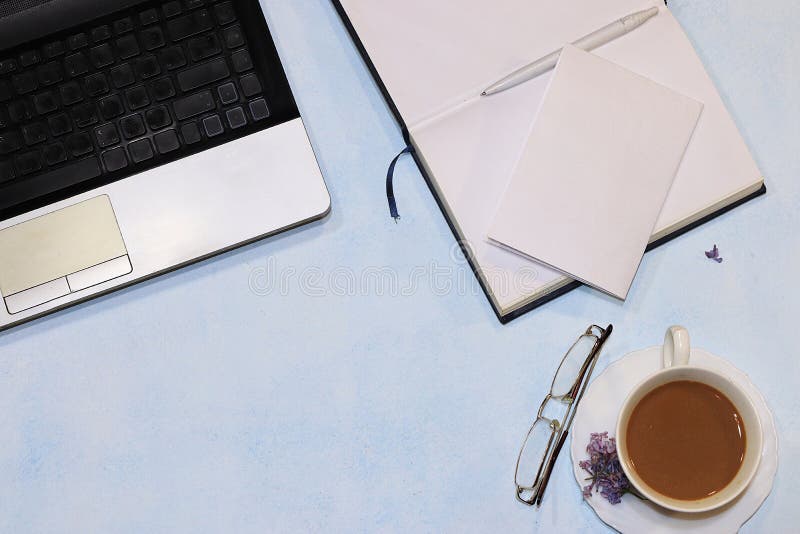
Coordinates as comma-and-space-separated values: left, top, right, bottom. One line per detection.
332, 0, 765, 323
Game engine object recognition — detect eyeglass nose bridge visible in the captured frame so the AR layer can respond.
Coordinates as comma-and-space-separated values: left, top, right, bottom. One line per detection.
536, 394, 552, 418
537, 393, 571, 422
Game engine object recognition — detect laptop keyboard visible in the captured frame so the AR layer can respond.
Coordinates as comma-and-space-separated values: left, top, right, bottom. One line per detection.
0, 0, 299, 219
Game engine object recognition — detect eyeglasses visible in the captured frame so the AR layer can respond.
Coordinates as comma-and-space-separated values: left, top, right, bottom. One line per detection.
514, 324, 613, 506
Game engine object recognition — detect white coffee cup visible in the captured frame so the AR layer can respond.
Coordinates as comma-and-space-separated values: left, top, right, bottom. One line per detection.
615, 326, 762, 513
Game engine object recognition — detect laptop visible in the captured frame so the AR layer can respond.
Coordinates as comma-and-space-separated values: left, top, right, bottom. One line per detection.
0, 0, 331, 330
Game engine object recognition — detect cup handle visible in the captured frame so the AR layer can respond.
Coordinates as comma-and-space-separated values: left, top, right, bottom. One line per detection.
662, 326, 690, 368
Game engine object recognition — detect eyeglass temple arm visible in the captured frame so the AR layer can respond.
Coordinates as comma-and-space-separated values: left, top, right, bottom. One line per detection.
533, 428, 570, 506
567, 324, 614, 400
535, 324, 614, 506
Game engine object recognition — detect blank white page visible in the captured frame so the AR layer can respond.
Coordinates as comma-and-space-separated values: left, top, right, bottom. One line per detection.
337, 0, 652, 127
411, 69, 569, 308
488, 45, 702, 299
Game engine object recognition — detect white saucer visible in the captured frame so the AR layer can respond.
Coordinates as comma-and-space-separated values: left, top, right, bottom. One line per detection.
570, 347, 778, 533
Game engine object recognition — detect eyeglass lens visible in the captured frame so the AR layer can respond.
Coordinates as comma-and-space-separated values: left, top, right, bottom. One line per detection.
550, 333, 598, 398
516, 418, 558, 490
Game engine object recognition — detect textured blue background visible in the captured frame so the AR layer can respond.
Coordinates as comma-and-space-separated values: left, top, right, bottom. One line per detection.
0, 1, 797, 532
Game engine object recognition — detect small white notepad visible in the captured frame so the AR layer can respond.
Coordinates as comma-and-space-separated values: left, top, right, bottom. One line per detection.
488, 45, 703, 299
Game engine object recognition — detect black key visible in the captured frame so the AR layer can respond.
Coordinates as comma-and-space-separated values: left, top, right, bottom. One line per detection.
33, 91, 60, 114
159, 46, 186, 70
0, 58, 18, 74
91, 25, 112, 42
0, 106, 8, 128
0, 161, 14, 183
89, 44, 114, 68
173, 90, 214, 120
19, 50, 40, 67
141, 27, 166, 51
128, 138, 154, 162
140, 8, 159, 26
239, 73, 261, 97
44, 41, 66, 59
0, 80, 11, 102
71, 102, 98, 127
94, 123, 120, 148
135, 55, 161, 79
116, 35, 141, 60
184, 0, 204, 9
64, 52, 89, 77
84, 73, 109, 96
150, 77, 175, 101
0, 132, 23, 154
67, 132, 94, 156
22, 122, 48, 145
222, 25, 244, 49
8, 100, 34, 123
59, 80, 83, 105
120, 113, 145, 139
113, 17, 134, 35
180, 122, 201, 144
15, 150, 42, 175
12, 72, 38, 94
68, 33, 89, 50
110, 63, 136, 88
43, 142, 67, 165
214, 2, 236, 25
48, 113, 73, 136
99, 94, 125, 120
167, 9, 213, 41
248, 98, 269, 121
188, 34, 221, 62
163, 1, 182, 18
177, 57, 229, 92
37, 62, 63, 86
217, 82, 237, 104
102, 146, 128, 171
125, 85, 150, 110
225, 106, 246, 129
154, 129, 179, 154
230, 49, 252, 73
0, 157, 101, 211
202, 114, 223, 137
145, 105, 172, 130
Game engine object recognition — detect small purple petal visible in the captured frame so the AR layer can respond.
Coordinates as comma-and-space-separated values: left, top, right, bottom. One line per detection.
601, 487, 623, 505
705, 244, 723, 263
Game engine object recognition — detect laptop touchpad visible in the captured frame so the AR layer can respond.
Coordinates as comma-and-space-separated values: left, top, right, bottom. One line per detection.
0, 195, 132, 314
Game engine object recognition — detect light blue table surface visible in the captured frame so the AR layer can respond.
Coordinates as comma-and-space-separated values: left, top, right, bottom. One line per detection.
1, 1, 797, 532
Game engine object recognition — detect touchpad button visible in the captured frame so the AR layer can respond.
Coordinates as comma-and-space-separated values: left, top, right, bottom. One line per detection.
0, 195, 132, 314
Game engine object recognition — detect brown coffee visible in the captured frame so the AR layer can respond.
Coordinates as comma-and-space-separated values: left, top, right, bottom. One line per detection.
626, 380, 746, 501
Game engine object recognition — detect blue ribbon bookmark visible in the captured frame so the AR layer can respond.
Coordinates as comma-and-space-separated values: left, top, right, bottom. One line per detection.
386, 146, 414, 222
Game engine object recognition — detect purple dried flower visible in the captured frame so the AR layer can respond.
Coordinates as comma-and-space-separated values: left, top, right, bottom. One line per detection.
580, 432, 641, 505
705, 244, 723, 263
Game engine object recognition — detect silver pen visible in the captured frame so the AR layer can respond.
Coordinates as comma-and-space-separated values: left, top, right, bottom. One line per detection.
481, 6, 659, 96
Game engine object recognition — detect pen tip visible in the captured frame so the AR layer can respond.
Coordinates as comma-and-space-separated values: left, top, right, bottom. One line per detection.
480, 91, 487, 97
